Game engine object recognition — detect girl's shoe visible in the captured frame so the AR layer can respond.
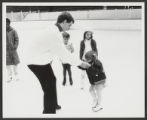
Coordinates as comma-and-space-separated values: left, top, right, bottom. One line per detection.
70, 81, 73, 85
92, 104, 103, 112
62, 81, 66, 86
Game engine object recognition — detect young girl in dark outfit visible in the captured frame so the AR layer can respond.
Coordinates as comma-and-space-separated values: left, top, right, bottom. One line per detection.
84, 50, 106, 112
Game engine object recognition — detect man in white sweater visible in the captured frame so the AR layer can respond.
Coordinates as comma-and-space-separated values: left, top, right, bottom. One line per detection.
27, 12, 89, 114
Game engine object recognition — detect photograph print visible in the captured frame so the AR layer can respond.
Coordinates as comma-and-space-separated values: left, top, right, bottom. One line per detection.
2, 1, 145, 119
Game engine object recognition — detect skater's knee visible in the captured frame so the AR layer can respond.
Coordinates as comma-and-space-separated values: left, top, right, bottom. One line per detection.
95, 83, 104, 90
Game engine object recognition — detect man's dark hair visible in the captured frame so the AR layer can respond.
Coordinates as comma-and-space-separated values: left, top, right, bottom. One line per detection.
57, 11, 74, 24
6, 18, 11, 24
62, 32, 70, 38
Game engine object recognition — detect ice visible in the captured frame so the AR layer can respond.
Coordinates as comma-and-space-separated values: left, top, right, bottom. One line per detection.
3, 20, 144, 118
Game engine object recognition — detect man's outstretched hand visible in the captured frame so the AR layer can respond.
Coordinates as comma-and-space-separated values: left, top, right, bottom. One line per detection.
78, 61, 90, 70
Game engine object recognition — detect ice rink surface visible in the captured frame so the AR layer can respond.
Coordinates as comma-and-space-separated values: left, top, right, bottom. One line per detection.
3, 20, 144, 118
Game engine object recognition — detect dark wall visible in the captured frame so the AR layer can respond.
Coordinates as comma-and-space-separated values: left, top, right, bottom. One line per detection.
6, 6, 104, 12
6, 6, 142, 12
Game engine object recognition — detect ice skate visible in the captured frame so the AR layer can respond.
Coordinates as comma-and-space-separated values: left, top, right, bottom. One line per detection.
92, 104, 103, 112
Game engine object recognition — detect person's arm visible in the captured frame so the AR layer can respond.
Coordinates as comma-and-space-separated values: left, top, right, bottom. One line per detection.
94, 40, 98, 56
78, 62, 90, 70
13, 30, 19, 49
79, 41, 83, 60
50, 33, 89, 67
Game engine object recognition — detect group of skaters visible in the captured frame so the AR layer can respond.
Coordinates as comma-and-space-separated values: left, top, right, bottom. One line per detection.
6, 11, 106, 114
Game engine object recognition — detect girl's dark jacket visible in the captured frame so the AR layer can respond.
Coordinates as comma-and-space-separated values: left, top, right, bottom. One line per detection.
79, 39, 98, 60
86, 59, 106, 85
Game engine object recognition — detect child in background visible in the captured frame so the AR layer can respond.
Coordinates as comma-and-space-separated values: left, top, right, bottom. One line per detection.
62, 32, 74, 86
79, 31, 98, 90
84, 50, 106, 112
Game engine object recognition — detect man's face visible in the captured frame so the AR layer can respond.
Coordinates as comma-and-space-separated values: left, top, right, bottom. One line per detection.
62, 20, 73, 31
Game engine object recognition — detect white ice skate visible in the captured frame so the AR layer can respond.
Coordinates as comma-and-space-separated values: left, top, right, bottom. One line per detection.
92, 104, 103, 112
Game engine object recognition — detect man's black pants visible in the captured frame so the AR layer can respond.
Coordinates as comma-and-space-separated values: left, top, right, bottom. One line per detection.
28, 63, 57, 114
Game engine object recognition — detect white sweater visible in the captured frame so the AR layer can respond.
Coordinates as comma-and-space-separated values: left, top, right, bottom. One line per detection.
25, 24, 81, 66
82, 39, 92, 60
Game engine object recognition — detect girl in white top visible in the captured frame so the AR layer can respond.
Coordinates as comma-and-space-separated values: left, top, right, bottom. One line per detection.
79, 31, 98, 90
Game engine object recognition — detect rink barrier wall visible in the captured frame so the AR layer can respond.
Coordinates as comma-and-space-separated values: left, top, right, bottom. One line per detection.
10, 19, 141, 31
6, 9, 141, 22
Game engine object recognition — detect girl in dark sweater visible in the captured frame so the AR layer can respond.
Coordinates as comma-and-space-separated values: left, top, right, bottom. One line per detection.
85, 50, 106, 112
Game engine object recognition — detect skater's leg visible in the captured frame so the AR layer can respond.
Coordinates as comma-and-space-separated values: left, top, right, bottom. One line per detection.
67, 64, 73, 85
6, 65, 13, 82
80, 70, 85, 89
89, 85, 98, 108
95, 82, 105, 105
92, 82, 105, 112
28, 64, 56, 114
13, 65, 19, 81
62, 64, 67, 85
51, 66, 61, 110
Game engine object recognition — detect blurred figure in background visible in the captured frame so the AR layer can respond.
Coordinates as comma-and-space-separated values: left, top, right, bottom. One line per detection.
79, 31, 98, 89
6, 18, 20, 82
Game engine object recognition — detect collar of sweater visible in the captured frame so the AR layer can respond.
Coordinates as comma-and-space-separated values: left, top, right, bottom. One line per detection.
84, 39, 92, 42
